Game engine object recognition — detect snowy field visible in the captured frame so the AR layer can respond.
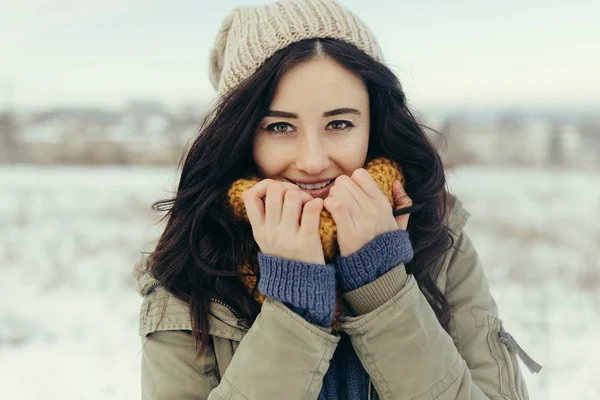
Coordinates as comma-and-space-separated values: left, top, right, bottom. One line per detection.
1, 164, 599, 399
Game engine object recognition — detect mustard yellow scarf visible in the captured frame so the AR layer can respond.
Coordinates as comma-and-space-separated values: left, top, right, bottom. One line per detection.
227, 157, 404, 329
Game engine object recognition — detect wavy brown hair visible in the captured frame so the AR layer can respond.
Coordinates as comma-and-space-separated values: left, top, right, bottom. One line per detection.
147, 38, 454, 357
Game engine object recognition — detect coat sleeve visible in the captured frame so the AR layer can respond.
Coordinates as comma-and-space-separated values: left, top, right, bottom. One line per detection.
140, 297, 340, 400
339, 230, 532, 400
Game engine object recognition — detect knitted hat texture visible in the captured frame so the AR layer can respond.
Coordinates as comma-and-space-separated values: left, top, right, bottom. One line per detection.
209, 0, 384, 96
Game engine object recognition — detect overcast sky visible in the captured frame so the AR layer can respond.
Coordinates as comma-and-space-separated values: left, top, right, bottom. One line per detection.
1, 0, 599, 111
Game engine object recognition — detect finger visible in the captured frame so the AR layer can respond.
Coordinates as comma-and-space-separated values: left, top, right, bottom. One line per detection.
329, 183, 361, 226
323, 197, 353, 232
242, 188, 266, 226
334, 175, 372, 212
392, 180, 413, 230
246, 178, 297, 201
351, 168, 383, 200
265, 182, 286, 228
300, 198, 324, 235
392, 180, 413, 210
282, 190, 313, 232
243, 178, 272, 200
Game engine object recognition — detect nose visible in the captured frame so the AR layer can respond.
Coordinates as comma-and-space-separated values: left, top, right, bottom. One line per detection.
295, 133, 330, 175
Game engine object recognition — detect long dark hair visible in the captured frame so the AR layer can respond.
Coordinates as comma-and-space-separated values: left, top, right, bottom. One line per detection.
147, 38, 454, 357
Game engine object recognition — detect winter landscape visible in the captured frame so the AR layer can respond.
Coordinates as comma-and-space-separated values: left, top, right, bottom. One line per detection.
3, 1, 599, 398
1, 162, 599, 399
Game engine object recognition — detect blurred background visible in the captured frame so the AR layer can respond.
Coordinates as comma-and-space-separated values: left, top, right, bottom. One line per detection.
1, 0, 599, 398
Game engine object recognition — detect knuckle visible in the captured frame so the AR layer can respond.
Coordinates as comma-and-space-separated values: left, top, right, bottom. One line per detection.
285, 190, 299, 201
301, 193, 314, 203
303, 198, 316, 209
259, 179, 272, 190
266, 183, 281, 195
329, 185, 343, 196
336, 175, 350, 185
354, 169, 371, 182
328, 200, 342, 211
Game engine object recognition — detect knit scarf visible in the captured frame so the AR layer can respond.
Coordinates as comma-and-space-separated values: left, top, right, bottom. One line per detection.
226, 157, 404, 330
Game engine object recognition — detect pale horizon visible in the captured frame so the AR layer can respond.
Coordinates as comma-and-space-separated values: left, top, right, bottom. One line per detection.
1, 0, 599, 111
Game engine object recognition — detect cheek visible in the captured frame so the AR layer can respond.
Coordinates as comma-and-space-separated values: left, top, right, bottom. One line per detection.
252, 135, 290, 177
329, 128, 369, 172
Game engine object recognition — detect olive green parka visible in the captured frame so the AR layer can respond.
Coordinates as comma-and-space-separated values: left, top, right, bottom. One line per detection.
135, 194, 540, 399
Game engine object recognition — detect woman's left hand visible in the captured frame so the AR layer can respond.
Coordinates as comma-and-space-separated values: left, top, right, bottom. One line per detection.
324, 168, 412, 257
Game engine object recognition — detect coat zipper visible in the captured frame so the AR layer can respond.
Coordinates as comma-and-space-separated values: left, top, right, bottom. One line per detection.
144, 280, 161, 294
149, 277, 536, 395
368, 377, 378, 400
209, 296, 243, 320
149, 281, 382, 395
498, 331, 542, 374
145, 280, 242, 320
145, 281, 245, 329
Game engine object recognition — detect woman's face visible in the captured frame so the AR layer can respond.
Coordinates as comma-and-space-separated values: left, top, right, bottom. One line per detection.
253, 57, 370, 198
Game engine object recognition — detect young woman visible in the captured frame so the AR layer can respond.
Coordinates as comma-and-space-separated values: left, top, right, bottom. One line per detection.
135, 0, 540, 398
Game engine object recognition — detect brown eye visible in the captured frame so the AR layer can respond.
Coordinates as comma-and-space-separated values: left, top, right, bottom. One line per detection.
266, 123, 293, 135
274, 124, 289, 133
328, 120, 354, 131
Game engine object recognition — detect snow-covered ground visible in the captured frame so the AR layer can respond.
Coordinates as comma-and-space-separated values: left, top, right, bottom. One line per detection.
447, 165, 600, 399
0, 164, 598, 399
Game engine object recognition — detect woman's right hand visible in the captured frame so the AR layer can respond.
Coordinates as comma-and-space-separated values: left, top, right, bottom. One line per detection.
242, 179, 325, 265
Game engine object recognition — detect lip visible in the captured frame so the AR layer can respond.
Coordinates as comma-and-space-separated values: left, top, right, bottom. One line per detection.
290, 178, 336, 184
294, 180, 334, 199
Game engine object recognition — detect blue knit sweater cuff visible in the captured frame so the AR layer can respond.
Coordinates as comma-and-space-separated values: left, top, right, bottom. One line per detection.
335, 230, 414, 292
257, 253, 337, 328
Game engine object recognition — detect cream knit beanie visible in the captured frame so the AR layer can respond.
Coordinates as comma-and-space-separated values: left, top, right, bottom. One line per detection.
209, 0, 384, 97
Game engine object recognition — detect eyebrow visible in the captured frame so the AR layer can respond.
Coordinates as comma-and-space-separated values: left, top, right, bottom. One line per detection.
264, 107, 361, 118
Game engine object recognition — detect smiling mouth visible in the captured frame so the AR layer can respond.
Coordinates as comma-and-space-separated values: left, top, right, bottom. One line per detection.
293, 180, 333, 190
289, 180, 335, 199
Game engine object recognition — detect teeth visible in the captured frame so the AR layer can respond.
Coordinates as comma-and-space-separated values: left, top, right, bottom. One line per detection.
296, 180, 331, 190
